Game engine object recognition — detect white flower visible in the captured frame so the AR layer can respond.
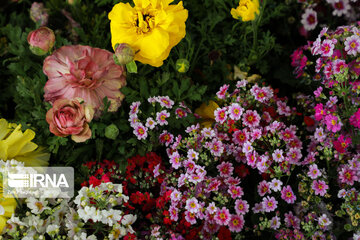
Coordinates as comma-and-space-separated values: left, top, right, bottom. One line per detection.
46, 224, 59, 236
26, 197, 50, 215
77, 206, 96, 222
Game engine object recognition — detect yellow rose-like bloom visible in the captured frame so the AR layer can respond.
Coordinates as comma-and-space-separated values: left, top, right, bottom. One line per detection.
108, 0, 188, 67
195, 100, 220, 128
231, 0, 259, 21
0, 119, 49, 167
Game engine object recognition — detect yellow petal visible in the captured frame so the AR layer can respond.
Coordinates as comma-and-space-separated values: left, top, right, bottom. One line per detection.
6, 129, 36, 159
15, 147, 49, 167
0, 141, 8, 160
195, 100, 219, 120
0, 119, 9, 140
136, 28, 169, 59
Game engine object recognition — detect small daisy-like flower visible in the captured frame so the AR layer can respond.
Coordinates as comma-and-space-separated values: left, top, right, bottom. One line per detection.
148, 96, 157, 104
228, 214, 244, 232
320, 39, 336, 57
252, 202, 264, 213
157, 96, 174, 109
209, 139, 224, 157
228, 185, 244, 199
235, 199, 249, 215
26, 197, 50, 214
345, 35, 360, 56
232, 129, 248, 145
314, 127, 326, 142
324, 114, 342, 133
301, 8, 317, 31
216, 84, 229, 99
215, 207, 231, 226
242, 141, 253, 154
281, 185, 296, 204
185, 210, 197, 225
187, 149, 199, 160
175, 108, 187, 118
228, 103, 244, 120
312, 180, 328, 196
277, 101, 291, 116
270, 216, 281, 230
217, 162, 234, 177
170, 189, 182, 202
331, 0, 351, 16
272, 149, 284, 162
284, 211, 300, 229
270, 178, 283, 192
258, 180, 271, 197
338, 165, 358, 185
201, 127, 215, 138
169, 151, 182, 169
129, 101, 140, 115
337, 189, 347, 198
242, 110, 260, 128
287, 148, 302, 164
129, 114, 140, 128
318, 214, 331, 227
186, 197, 200, 213
246, 151, 258, 168
184, 159, 196, 173
262, 196, 278, 212
214, 107, 228, 124
156, 110, 170, 126
206, 179, 221, 192
314, 86, 323, 97
145, 117, 157, 130
308, 164, 322, 179
332, 59, 348, 74
169, 205, 179, 221
159, 130, 174, 146
133, 123, 148, 140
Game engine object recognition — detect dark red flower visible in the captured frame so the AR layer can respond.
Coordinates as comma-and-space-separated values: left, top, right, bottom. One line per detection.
304, 116, 315, 127
217, 227, 232, 240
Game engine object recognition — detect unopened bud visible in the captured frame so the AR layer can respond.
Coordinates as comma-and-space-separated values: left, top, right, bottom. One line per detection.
175, 59, 189, 73
30, 2, 49, 26
105, 124, 119, 140
27, 27, 55, 55
113, 43, 135, 65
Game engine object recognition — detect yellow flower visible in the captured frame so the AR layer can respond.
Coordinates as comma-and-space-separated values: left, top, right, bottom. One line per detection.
108, 0, 188, 67
195, 100, 219, 128
0, 119, 49, 167
0, 183, 17, 233
231, 0, 260, 21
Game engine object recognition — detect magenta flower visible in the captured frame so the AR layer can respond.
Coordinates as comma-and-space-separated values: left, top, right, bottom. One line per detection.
242, 110, 260, 128
228, 103, 244, 121
281, 185, 296, 204
214, 107, 228, 124
270, 216, 281, 230
169, 205, 179, 221
262, 196, 278, 212
324, 114, 342, 132
234, 199, 249, 215
339, 165, 358, 185
185, 197, 200, 213
215, 207, 231, 226
332, 59, 348, 74
129, 101, 140, 115
313, 86, 323, 98
175, 108, 187, 118
232, 129, 248, 145
258, 180, 271, 197
43, 45, 126, 116
157, 96, 174, 109
284, 211, 300, 229
156, 110, 170, 126
320, 39, 336, 57
228, 185, 244, 199
159, 130, 173, 146
333, 135, 352, 153
308, 164, 322, 179
314, 103, 325, 121
133, 123, 148, 140
350, 108, 360, 128
184, 211, 197, 225
170, 189, 182, 203
272, 149, 284, 162
228, 214, 244, 232
169, 151, 181, 169
345, 35, 360, 56
311, 180, 328, 196
216, 84, 229, 99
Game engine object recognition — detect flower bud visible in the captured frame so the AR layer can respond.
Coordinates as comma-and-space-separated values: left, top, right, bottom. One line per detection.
105, 124, 119, 140
113, 43, 135, 65
176, 59, 190, 73
27, 27, 55, 56
30, 2, 49, 26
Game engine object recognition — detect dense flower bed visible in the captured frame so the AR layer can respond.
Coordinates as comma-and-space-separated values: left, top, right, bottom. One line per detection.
0, 0, 360, 239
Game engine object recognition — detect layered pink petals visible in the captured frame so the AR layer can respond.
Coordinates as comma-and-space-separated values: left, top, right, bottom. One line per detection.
43, 45, 126, 116
46, 98, 94, 142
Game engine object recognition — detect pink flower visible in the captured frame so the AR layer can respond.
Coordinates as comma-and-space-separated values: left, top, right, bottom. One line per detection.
46, 98, 94, 142
313, 86, 323, 98
214, 107, 228, 124
133, 124, 148, 140
232, 129, 248, 145
170, 189, 181, 202
185, 211, 197, 225
311, 180, 328, 196
272, 149, 284, 162
169, 205, 179, 221
270, 178, 283, 192
27, 27, 55, 56
44, 46, 126, 117
286, 148, 302, 164
30, 2, 48, 26
228, 185, 244, 199
157, 96, 174, 109
169, 152, 181, 169
339, 165, 358, 185
281, 185, 296, 204
250, 84, 273, 103
228, 215, 244, 232
301, 8, 317, 31
175, 108, 187, 118
217, 162, 233, 177
206, 179, 221, 192
318, 214, 331, 227
345, 35, 360, 56
242, 110, 260, 128
159, 130, 174, 146
234, 199, 249, 215
258, 180, 271, 197
186, 197, 200, 213
314, 127, 326, 142
350, 108, 360, 128
331, 0, 351, 16
308, 164, 322, 179
314, 103, 325, 121
129, 101, 140, 115
208, 139, 224, 157
270, 216, 281, 230
156, 110, 170, 126
145, 117, 157, 129
320, 39, 336, 57
276, 101, 291, 116
333, 59, 348, 74
228, 103, 244, 120
216, 84, 229, 99
215, 207, 231, 225
284, 211, 300, 229
333, 135, 352, 153
324, 114, 342, 132
262, 196, 278, 212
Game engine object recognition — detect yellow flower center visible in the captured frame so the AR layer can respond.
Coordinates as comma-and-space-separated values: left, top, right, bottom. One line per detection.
233, 219, 239, 225
134, 10, 155, 34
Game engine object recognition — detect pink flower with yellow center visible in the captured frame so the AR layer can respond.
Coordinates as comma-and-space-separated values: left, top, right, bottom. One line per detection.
215, 207, 231, 226
228, 214, 244, 232
43, 45, 126, 117
312, 180, 328, 196
281, 185, 296, 204
235, 199, 249, 215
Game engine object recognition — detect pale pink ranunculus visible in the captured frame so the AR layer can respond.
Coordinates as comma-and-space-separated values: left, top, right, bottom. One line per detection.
46, 98, 94, 142
27, 27, 55, 55
43, 45, 126, 117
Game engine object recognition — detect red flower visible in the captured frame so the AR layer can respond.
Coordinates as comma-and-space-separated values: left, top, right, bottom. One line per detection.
130, 191, 145, 205
304, 116, 315, 127
124, 233, 137, 240
217, 227, 232, 240
235, 164, 250, 178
